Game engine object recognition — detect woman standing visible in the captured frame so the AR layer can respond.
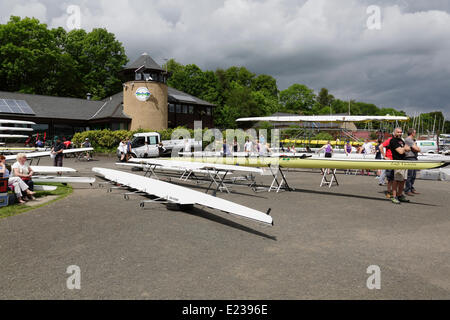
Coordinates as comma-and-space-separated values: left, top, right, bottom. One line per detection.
118, 140, 126, 162
344, 140, 352, 156
375, 138, 384, 181
319, 141, 333, 158
232, 137, 240, 154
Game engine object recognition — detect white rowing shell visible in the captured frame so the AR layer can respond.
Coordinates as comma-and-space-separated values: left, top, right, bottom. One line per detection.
30, 166, 77, 173
0, 134, 29, 138
130, 158, 264, 174
0, 119, 36, 125
34, 185, 58, 191
92, 167, 273, 226
32, 176, 95, 184
116, 162, 226, 176
4, 147, 94, 161
0, 126, 34, 132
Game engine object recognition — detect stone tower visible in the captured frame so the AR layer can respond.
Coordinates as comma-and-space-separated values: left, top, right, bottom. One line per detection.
120, 53, 169, 130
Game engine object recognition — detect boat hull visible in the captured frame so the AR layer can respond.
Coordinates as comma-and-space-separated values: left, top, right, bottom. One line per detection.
168, 157, 449, 170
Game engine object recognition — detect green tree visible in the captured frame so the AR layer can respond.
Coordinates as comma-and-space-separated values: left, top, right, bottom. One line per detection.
0, 16, 67, 95
279, 84, 316, 114
317, 88, 335, 107
65, 28, 128, 99
0, 16, 128, 100
251, 74, 279, 99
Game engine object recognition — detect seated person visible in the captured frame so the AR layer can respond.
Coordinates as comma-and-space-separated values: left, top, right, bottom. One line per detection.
11, 153, 35, 196
36, 139, 44, 148
0, 155, 36, 204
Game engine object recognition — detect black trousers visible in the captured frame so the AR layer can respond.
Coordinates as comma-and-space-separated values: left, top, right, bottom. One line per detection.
22, 179, 34, 194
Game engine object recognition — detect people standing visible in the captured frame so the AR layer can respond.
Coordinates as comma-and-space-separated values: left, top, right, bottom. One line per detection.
126, 137, 133, 161
404, 129, 421, 196
244, 137, 253, 154
52, 136, 66, 174
374, 138, 383, 180
344, 140, 352, 156
118, 139, 126, 162
380, 135, 394, 194
389, 127, 411, 204
258, 140, 271, 156
232, 137, 240, 154
362, 139, 374, 155
158, 142, 166, 157
81, 138, 92, 160
361, 139, 374, 175
319, 141, 333, 158
222, 139, 231, 156
318, 141, 333, 175
63, 137, 72, 149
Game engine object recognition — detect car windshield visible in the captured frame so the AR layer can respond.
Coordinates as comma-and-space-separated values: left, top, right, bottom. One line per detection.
131, 137, 146, 148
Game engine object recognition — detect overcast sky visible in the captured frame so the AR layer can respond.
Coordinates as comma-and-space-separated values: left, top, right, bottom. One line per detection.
1, 0, 450, 117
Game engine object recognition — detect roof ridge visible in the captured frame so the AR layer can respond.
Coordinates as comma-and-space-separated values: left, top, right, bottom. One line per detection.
0, 91, 102, 103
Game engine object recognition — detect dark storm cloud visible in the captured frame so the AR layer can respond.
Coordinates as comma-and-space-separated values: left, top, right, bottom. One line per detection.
1, 0, 449, 117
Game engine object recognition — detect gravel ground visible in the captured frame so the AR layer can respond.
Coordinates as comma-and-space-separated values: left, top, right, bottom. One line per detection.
0, 155, 449, 299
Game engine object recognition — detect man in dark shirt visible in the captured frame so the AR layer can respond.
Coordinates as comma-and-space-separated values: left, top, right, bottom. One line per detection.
52, 136, 66, 170
388, 128, 411, 204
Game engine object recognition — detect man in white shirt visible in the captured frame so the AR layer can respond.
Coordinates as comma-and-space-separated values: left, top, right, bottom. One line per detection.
244, 138, 253, 153
362, 140, 374, 155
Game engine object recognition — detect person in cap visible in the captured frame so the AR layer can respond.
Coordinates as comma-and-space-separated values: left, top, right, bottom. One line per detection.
344, 140, 352, 156
81, 138, 92, 160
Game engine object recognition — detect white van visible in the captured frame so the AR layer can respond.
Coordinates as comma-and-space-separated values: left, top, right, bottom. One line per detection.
416, 140, 438, 154
117, 132, 201, 159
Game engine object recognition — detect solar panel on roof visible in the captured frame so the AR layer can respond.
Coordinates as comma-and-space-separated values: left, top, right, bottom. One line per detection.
16, 100, 35, 114
0, 99, 35, 115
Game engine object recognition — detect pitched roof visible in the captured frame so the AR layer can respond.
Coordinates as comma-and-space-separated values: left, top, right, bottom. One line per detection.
168, 87, 215, 107
123, 52, 165, 72
0, 91, 130, 121
90, 92, 130, 120
0, 85, 214, 122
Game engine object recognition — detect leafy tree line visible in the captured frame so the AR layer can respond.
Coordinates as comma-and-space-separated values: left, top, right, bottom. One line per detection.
163, 60, 418, 128
1, 16, 448, 133
0, 16, 128, 100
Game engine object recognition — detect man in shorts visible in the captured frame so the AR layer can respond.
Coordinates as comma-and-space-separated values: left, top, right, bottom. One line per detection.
388, 128, 411, 204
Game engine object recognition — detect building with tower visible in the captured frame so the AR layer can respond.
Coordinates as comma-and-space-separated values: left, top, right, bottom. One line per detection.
0, 53, 215, 139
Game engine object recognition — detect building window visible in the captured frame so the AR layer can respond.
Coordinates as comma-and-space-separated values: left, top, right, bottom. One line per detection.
169, 104, 175, 113
135, 73, 142, 80
54, 124, 74, 138
206, 107, 211, 116
188, 105, 194, 114
176, 104, 181, 113
183, 105, 188, 114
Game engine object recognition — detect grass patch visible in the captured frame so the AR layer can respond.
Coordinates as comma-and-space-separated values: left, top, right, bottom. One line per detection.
0, 183, 73, 219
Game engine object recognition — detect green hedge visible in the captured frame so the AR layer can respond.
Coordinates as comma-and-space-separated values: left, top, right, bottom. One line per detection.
73, 127, 293, 153
72, 127, 206, 153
